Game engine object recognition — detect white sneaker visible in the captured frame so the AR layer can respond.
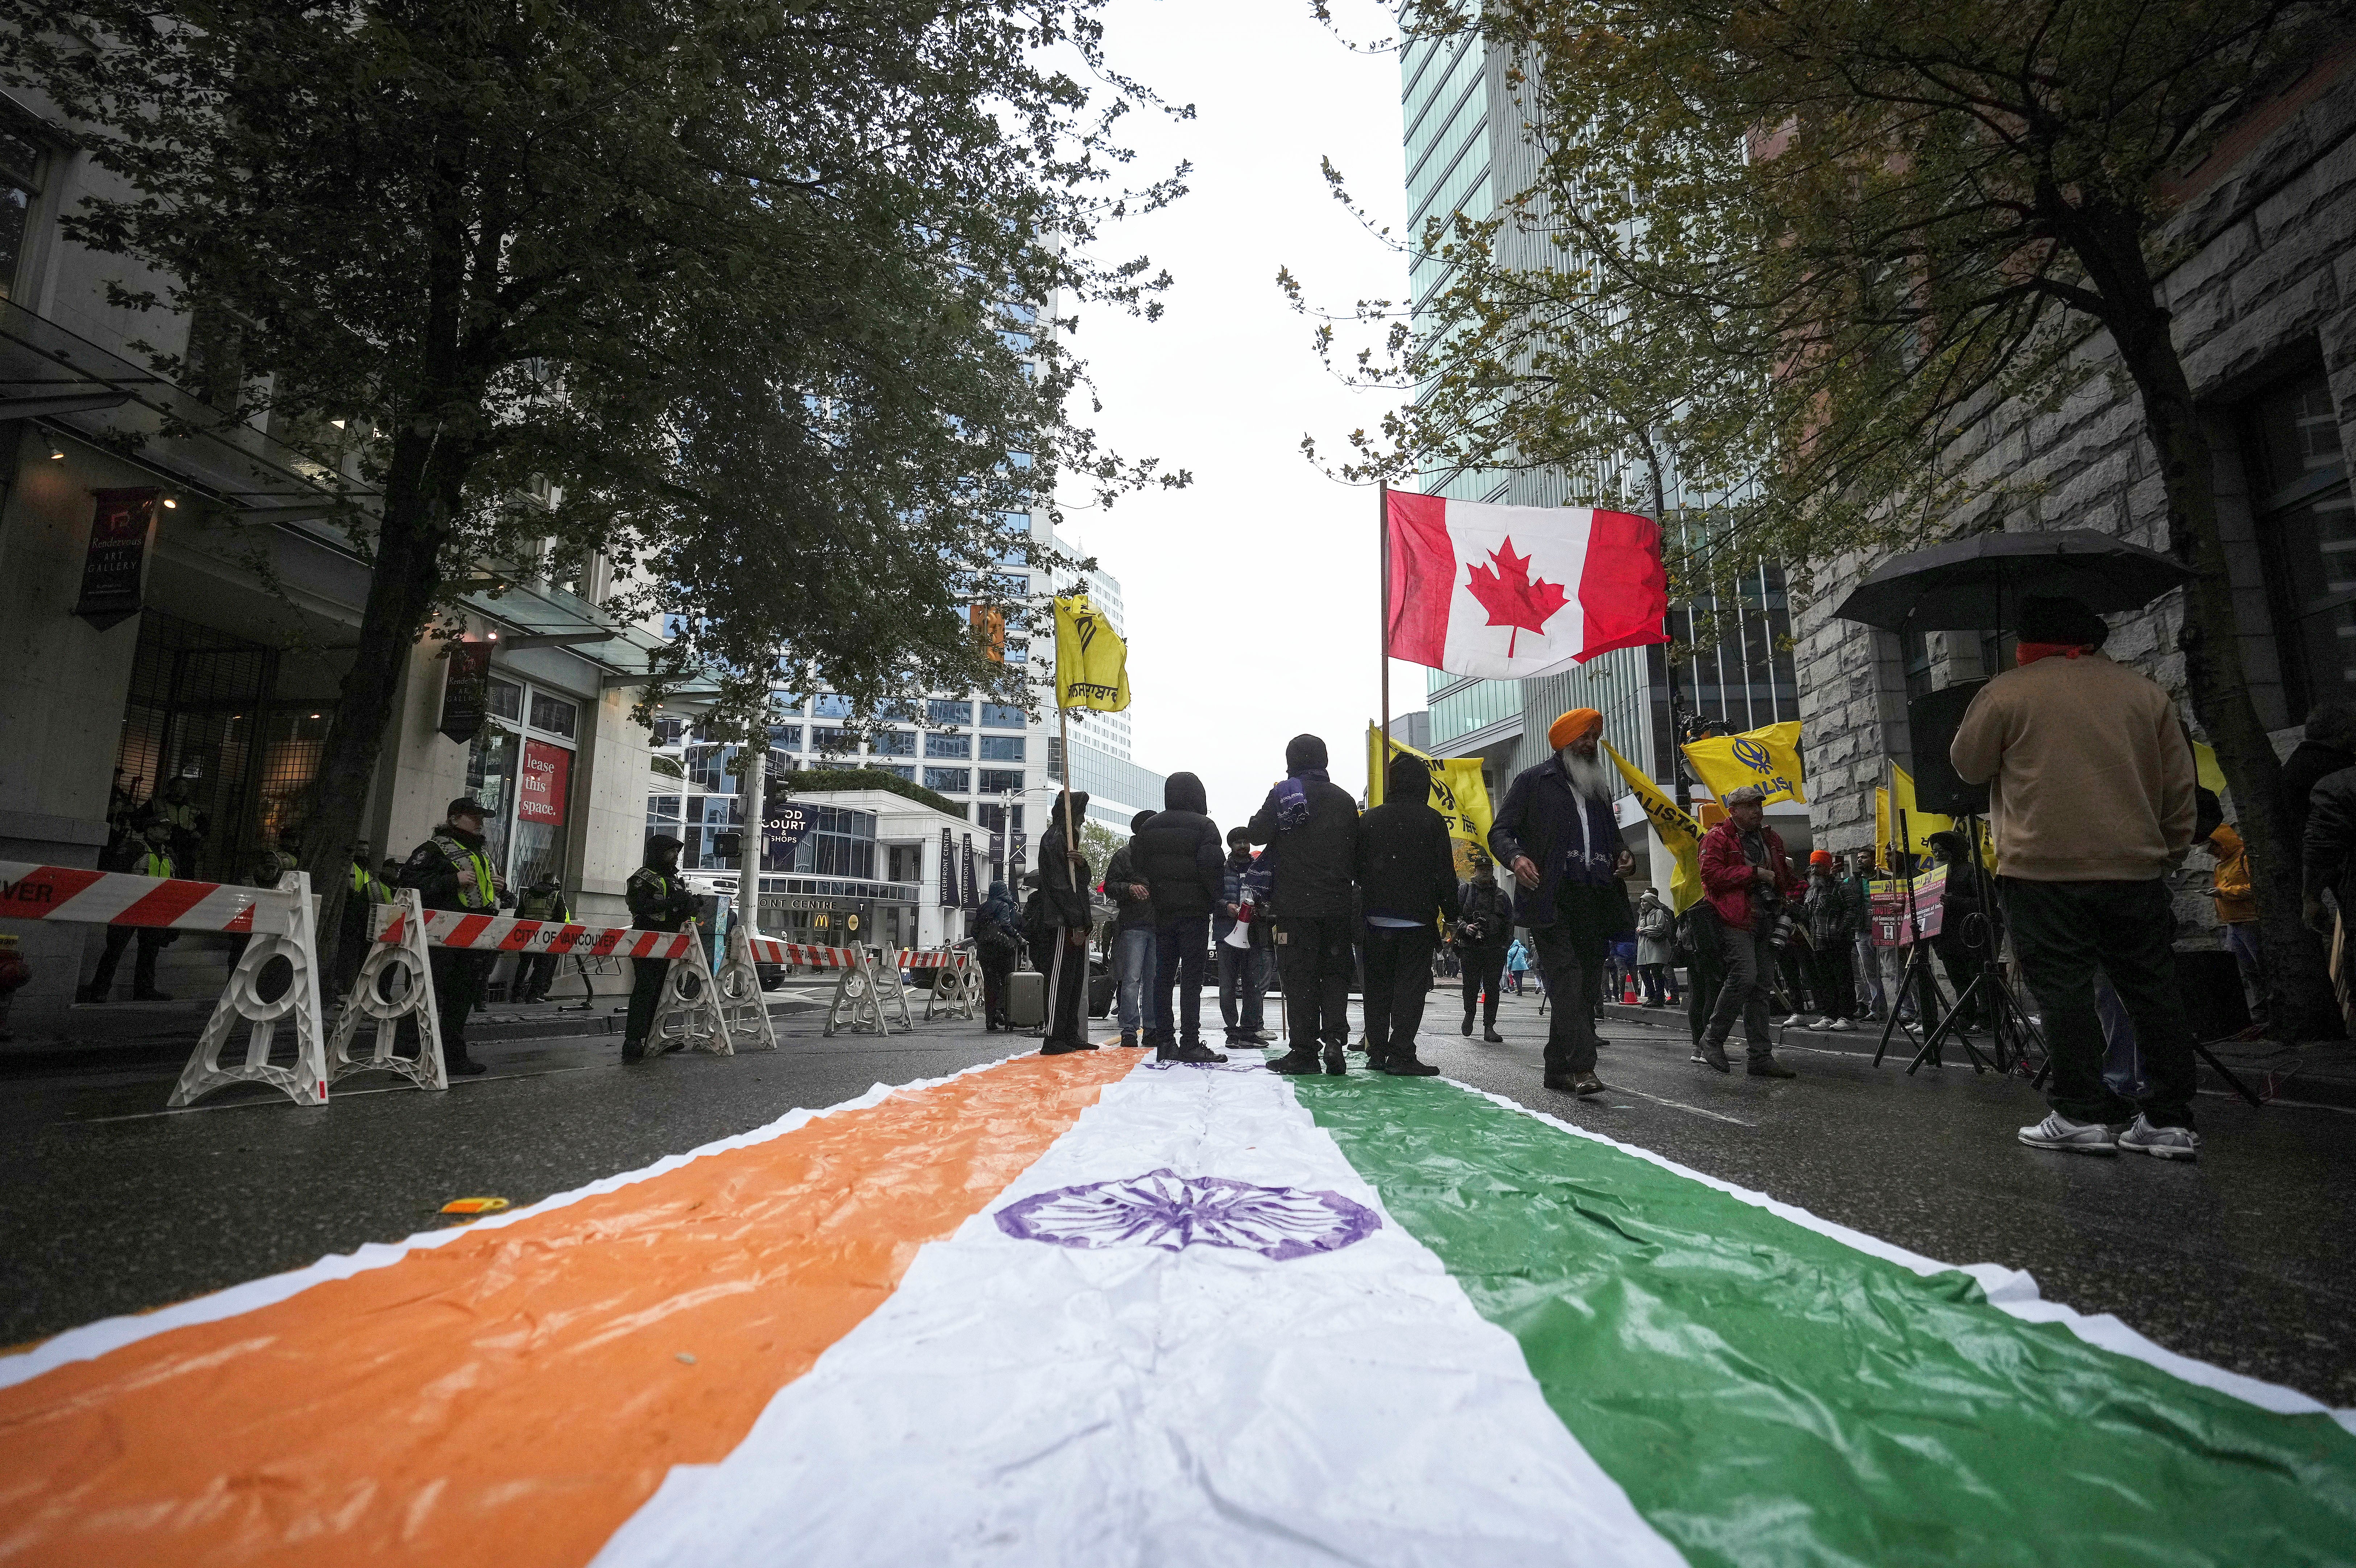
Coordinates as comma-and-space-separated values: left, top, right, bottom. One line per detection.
1828, 1017, 1855, 1032
2017, 1112, 2120, 1155
2118, 1116, 2201, 1161
1779, 1013, 1808, 1028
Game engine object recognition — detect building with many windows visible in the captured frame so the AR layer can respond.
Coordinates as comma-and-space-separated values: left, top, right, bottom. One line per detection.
1399, 23, 1807, 878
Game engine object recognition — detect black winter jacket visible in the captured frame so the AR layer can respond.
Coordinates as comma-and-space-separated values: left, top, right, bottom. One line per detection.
1246, 775, 1361, 918
1038, 792, 1094, 928
2285, 742, 2356, 859
1132, 772, 1224, 921
1103, 842, 1156, 930
1355, 778, 1457, 934
1456, 877, 1513, 949
2303, 765, 2356, 904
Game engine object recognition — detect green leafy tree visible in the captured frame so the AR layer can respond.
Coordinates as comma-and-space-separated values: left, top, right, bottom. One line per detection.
1303, 0, 2349, 1031
4, 0, 1186, 971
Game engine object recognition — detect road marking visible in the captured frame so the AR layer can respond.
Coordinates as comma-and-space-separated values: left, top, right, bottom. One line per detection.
66, 1064, 607, 1123
1590, 1085, 1755, 1127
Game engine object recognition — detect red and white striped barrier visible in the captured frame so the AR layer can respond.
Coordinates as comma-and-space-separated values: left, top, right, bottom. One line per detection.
0, 861, 277, 933
739, 934, 859, 969
0, 861, 328, 1109
373, 905, 700, 961
917, 945, 979, 1022
901, 949, 959, 970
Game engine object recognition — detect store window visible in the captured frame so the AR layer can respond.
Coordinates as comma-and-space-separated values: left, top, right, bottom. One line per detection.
978, 734, 1024, 762
2248, 370, 2353, 716
924, 732, 971, 759
980, 702, 1026, 729
924, 766, 971, 793
0, 125, 43, 301
461, 673, 580, 889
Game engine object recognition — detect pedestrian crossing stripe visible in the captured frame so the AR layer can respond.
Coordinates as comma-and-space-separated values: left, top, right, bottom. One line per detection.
3, 1050, 2351, 1564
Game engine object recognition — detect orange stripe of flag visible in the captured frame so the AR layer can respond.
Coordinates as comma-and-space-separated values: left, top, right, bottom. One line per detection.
0, 1049, 1137, 1567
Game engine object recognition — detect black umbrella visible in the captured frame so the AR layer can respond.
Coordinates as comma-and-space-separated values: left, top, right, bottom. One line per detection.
1833, 530, 2194, 632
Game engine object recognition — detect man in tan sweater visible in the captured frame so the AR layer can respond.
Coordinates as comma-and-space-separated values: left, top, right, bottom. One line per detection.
1951, 595, 2202, 1161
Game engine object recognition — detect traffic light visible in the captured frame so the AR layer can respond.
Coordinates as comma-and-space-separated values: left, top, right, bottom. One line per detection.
712, 830, 742, 860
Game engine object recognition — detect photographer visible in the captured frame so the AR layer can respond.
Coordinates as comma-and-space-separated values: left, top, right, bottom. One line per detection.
1456, 848, 1513, 1040
1693, 784, 1803, 1077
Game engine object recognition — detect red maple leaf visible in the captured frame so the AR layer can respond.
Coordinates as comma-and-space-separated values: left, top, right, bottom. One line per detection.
1464, 536, 1569, 658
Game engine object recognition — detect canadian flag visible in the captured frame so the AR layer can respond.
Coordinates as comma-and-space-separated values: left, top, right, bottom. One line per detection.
1385, 490, 1668, 679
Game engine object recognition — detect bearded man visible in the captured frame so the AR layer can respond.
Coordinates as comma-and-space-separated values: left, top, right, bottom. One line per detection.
1488, 709, 1635, 1096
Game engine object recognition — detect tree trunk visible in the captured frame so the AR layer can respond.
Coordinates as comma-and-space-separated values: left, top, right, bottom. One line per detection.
2098, 274, 2334, 1038
301, 433, 464, 988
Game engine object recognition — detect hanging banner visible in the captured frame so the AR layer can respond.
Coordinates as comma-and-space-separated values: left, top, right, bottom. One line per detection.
938, 827, 957, 907
763, 798, 812, 872
1009, 831, 1028, 871
518, 739, 571, 825
961, 834, 980, 908
439, 642, 494, 743
74, 488, 160, 631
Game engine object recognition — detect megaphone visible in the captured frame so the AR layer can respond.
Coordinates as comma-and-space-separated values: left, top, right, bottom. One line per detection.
1223, 892, 1255, 949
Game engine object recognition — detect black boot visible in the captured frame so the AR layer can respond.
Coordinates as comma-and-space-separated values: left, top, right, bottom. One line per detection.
1167, 1040, 1228, 1064
1265, 1048, 1322, 1075
1461, 1012, 1474, 1037
1385, 1052, 1440, 1077
1322, 1046, 1347, 1076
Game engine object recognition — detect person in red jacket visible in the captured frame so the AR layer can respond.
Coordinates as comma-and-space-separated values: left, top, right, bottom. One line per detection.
1695, 784, 1804, 1077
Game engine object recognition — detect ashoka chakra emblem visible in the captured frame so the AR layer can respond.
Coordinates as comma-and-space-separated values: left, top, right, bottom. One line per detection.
995, 1169, 1380, 1261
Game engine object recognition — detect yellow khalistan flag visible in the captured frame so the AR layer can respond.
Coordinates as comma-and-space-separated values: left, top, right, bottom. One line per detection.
1604, 741, 1706, 914
1875, 763, 1987, 864
1366, 725, 1494, 879
1052, 593, 1129, 712
1683, 719, 1807, 807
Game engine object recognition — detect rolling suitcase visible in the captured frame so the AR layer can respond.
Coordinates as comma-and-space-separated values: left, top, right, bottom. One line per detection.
1008, 969, 1045, 1028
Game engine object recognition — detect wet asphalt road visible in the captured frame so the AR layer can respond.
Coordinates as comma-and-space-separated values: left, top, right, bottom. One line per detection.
4, 990, 2353, 1411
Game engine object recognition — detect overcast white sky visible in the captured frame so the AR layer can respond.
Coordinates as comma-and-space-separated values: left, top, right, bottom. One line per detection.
1051, 0, 1428, 834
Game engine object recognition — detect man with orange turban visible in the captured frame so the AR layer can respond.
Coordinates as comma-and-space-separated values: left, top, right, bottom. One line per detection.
1486, 708, 1634, 1096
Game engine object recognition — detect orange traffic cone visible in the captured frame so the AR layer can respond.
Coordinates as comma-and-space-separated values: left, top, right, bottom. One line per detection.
1622, 972, 1639, 1004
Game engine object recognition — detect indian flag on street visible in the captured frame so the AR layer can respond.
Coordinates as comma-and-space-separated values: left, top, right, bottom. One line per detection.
5, 1051, 2353, 1564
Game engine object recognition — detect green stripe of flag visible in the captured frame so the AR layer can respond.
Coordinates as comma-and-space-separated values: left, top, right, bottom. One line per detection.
1302, 1077, 2356, 1567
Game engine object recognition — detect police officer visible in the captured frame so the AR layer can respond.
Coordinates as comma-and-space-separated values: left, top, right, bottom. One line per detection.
146, 776, 210, 874
623, 835, 698, 1062
335, 843, 393, 998
513, 872, 569, 1004
80, 819, 176, 1003
397, 797, 500, 1076
227, 835, 301, 968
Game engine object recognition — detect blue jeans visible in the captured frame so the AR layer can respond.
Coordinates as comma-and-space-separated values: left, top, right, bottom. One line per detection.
1116, 926, 1159, 1036
1156, 916, 1211, 1044
2224, 921, 2265, 1026
1219, 939, 1268, 1035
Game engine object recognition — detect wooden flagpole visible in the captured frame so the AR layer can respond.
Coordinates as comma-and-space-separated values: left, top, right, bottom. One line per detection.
1377, 479, 1390, 803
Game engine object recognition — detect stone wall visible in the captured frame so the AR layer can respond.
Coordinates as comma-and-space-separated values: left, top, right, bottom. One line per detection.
1792, 53, 2356, 928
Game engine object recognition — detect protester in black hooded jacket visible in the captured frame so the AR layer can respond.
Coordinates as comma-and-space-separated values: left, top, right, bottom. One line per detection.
1037, 790, 1096, 1054
1247, 734, 1362, 1075
1354, 751, 1458, 1075
1132, 772, 1225, 1060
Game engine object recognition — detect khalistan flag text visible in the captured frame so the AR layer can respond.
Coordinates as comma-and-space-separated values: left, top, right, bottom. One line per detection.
1386, 489, 1668, 678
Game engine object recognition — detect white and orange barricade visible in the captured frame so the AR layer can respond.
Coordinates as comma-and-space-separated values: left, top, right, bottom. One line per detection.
0, 860, 328, 1108
725, 930, 863, 1053
905, 944, 979, 1022
336, 901, 721, 1083
824, 943, 910, 1038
